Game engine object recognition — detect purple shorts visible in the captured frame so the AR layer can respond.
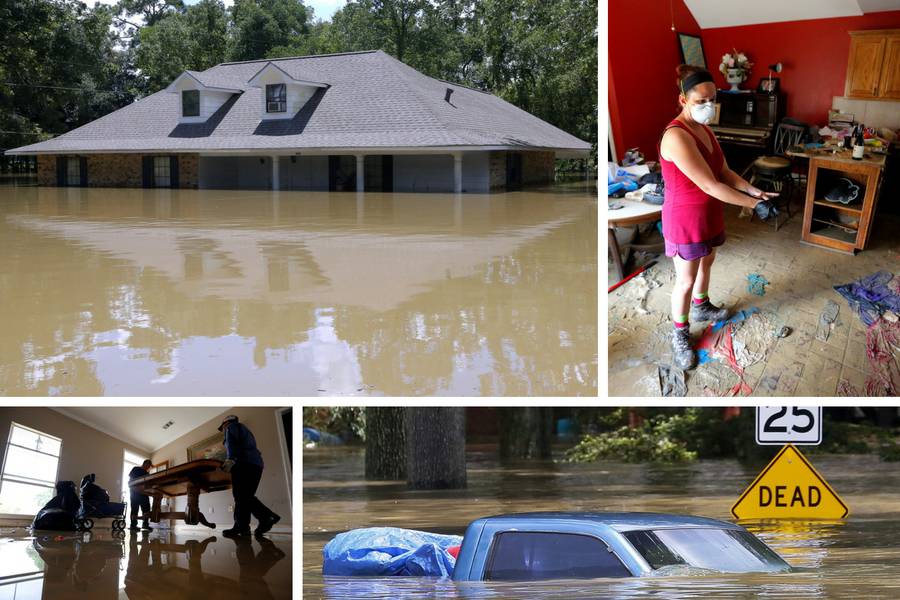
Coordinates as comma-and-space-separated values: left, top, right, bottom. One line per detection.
665, 231, 726, 261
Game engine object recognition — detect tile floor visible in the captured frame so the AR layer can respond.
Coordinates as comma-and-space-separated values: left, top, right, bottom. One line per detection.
609, 201, 900, 397
0, 527, 292, 599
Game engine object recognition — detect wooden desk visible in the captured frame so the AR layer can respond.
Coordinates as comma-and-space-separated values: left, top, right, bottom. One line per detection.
608, 198, 662, 282
130, 459, 231, 529
788, 146, 887, 253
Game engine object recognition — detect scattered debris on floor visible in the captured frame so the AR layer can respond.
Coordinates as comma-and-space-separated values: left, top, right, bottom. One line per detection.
658, 364, 687, 397
834, 270, 900, 326
815, 300, 840, 342
694, 308, 780, 396
747, 273, 770, 296
837, 378, 860, 397
834, 271, 900, 396
609, 362, 662, 396
774, 326, 792, 338
865, 318, 900, 396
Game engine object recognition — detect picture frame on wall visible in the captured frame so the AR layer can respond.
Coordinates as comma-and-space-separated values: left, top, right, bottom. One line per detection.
678, 33, 706, 68
187, 433, 227, 461
758, 77, 780, 94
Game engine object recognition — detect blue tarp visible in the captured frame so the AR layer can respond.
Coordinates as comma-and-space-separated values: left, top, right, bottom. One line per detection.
322, 527, 462, 577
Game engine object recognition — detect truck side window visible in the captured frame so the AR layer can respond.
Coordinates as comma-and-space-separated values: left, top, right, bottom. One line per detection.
485, 532, 631, 580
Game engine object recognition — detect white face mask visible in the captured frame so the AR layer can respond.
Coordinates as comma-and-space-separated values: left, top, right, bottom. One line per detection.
690, 102, 716, 124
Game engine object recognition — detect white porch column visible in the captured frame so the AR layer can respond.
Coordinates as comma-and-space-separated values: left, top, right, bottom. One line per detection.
453, 152, 463, 194
271, 155, 280, 191
356, 154, 365, 192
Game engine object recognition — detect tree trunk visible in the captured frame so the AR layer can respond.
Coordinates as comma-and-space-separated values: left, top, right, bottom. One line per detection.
498, 407, 553, 460
365, 407, 407, 480
405, 407, 466, 489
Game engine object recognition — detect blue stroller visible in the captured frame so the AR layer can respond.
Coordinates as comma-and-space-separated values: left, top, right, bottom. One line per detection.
76, 474, 127, 532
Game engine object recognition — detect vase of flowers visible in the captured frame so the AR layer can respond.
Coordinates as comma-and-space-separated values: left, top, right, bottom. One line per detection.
719, 49, 753, 91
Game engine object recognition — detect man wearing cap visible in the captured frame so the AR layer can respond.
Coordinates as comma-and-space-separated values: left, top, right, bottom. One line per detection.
218, 415, 281, 537
128, 459, 153, 531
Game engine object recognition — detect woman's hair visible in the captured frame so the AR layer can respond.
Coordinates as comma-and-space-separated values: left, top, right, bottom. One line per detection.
676, 64, 713, 96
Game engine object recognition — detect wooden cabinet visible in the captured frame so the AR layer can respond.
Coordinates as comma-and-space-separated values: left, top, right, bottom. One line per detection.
847, 30, 900, 100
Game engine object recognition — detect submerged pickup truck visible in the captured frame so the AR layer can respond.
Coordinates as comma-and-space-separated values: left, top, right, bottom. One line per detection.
452, 512, 791, 581
323, 511, 791, 580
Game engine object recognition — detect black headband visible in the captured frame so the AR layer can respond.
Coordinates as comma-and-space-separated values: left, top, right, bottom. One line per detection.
680, 71, 714, 95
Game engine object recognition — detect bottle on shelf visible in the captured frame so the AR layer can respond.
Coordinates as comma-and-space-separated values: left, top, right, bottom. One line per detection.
852, 124, 865, 160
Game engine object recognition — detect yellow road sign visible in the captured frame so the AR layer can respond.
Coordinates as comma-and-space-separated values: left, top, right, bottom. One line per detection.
732, 444, 849, 520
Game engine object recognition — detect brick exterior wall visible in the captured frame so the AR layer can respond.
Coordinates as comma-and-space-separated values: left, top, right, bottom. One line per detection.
522, 151, 556, 185
36, 155, 56, 186
488, 150, 556, 190
178, 154, 199, 189
35, 154, 199, 188
86, 154, 143, 187
488, 151, 507, 190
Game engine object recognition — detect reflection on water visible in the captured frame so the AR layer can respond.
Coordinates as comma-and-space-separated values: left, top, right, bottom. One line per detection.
0, 183, 596, 395
0, 529, 290, 599
303, 447, 900, 599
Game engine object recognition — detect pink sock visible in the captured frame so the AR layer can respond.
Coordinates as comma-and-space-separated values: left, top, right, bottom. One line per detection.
673, 320, 689, 329
692, 297, 707, 305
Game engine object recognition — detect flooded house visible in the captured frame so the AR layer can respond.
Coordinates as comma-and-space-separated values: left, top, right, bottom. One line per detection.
6, 50, 590, 193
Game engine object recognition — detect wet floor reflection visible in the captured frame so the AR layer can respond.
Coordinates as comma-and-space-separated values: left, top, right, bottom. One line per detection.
0, 529, 290, 599
303, 447, 900, 599
0, 183, 596, 395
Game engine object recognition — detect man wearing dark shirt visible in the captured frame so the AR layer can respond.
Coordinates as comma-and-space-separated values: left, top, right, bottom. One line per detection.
128, 459, 153, 531
219, 415, 281, 537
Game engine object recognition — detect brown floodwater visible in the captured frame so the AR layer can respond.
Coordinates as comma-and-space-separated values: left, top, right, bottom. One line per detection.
0, 181, 596, 395
303, 446, 900, 599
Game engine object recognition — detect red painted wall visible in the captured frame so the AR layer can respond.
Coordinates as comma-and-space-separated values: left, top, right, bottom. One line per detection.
609, 6, 900, 160
701, 12, 900, 126
608, 0, 701, 161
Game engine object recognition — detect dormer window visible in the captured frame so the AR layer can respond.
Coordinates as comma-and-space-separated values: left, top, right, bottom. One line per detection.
266, 84, 286, 113
182, 90, 200, 117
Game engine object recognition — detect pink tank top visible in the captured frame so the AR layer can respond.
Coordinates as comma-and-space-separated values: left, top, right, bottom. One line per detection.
659, 119, 726, 244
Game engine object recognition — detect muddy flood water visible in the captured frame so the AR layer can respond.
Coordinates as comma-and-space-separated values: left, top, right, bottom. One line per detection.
303, 447, 900, 599
0, 181, 596, 395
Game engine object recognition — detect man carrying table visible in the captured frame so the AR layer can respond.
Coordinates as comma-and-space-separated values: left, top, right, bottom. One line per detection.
219, 415, 281, 537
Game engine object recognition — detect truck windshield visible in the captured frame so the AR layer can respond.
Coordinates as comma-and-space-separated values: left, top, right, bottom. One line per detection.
624, 528, 789, 572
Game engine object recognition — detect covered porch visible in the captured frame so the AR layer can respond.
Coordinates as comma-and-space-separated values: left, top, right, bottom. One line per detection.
197, 149, 558, 193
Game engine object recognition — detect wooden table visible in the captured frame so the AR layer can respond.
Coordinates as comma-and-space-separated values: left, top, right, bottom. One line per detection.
787, 146, 887, 253
608, 198, 663, 282
130, 459, 231, 529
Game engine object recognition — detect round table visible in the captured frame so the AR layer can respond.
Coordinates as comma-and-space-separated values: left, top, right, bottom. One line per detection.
608, 198, 663, 282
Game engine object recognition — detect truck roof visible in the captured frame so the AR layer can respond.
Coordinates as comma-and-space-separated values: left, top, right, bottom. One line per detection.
475, 511, 742, 532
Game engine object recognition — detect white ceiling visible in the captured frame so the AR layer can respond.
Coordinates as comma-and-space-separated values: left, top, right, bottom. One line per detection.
52, 407, 227, 453
684, 0, 900, 28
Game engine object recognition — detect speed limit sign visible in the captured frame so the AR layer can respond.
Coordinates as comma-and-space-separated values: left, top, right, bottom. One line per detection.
756, 407, 822, 445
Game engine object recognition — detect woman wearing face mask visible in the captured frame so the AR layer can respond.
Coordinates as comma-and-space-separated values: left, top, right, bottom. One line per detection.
659, 65, 777, 370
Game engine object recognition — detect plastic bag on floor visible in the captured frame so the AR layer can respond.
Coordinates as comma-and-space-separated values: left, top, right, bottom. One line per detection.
322, 527, 463, 577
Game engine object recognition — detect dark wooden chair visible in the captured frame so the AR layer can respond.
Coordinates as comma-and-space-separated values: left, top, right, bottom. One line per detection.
743, 121, 808, 231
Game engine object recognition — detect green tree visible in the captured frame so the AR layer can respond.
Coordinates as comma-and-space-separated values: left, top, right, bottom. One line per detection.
228, 0, 313, 62
0, 0, 136, 154
133, 0, 228, 93
116, 0, 186, 28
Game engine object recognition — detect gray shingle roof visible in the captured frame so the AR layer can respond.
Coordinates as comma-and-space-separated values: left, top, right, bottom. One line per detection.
8, 50, 590, 155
